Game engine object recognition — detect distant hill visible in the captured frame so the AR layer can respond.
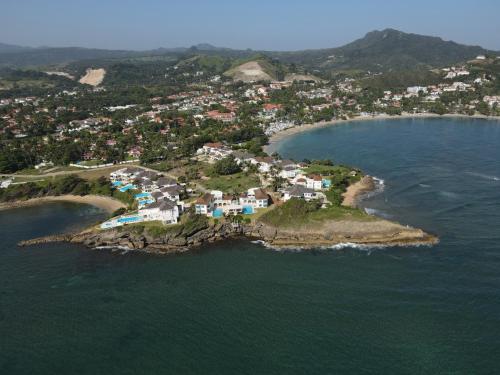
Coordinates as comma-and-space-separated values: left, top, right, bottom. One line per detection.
269, 29, 495, 75
0, 42, 32, 54
0, 46, 153, 67
0, 29, 496, 74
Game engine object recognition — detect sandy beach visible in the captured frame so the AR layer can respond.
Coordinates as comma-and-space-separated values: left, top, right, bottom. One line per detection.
342, 176, 376, 208
0, 195, 126, 213
264, 113, 500, 154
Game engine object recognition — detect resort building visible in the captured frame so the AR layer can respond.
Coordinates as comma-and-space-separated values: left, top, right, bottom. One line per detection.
194, 188, 270, 217
110, 167, 144, 184
196, 142, 233, 161
251, 156, 276, 173
195, 193, 214, 215
282, 185, 317, 201
138, 199, 180, 224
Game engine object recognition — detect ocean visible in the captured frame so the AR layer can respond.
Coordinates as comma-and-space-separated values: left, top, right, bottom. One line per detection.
1, 118, 500, 374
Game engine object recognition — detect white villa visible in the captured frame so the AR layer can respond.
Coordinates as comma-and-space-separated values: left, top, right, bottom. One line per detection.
282, 185, 317, 201
250, 156, 276, 173
110, 167, 144, 184
195, 188, 269, 217
292, 174, 324, 191
139, 199, 180, 224
196, 142, 233, 161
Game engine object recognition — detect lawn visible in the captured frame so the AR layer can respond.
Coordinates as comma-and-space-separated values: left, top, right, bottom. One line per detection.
201, 172, 260, 193
302, 164, 357, 176
258, 198, 373, 228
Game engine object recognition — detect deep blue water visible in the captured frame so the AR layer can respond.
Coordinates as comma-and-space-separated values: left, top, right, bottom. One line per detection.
2, 118, 500, 374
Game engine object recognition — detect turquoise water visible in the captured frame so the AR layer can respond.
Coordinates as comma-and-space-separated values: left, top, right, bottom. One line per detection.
242, 205, 254, 214
213, 208, 224, 218
119, 184, 136, 192
2, 118, 500, 374
117, 215, 142, 224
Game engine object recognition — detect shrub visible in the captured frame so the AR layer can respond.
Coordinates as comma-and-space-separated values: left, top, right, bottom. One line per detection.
212, 156, 241, 176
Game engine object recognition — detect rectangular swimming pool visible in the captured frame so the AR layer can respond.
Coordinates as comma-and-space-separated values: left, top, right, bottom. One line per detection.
242, 206, 254, 214
117, 215, 142, 224
119, 184, 136, 192
213, 208, 224, 218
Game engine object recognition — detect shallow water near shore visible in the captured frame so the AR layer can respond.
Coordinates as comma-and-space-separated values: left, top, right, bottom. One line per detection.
2, 117, 500, 374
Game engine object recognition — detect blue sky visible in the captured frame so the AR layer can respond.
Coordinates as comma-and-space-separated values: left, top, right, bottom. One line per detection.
2, 0, 499, 51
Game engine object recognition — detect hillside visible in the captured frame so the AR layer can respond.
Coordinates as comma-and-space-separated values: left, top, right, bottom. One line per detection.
269, 29, 495, 75
0, 29, 496, 75
0, 47, 155, 67
0, 42, 33, 54
224, 60, 275, 82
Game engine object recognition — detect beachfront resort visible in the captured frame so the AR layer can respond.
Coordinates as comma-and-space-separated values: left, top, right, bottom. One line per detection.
100, 152, 339, 230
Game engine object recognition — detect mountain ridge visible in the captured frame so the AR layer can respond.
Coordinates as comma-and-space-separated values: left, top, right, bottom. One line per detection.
0, 29, 497, 72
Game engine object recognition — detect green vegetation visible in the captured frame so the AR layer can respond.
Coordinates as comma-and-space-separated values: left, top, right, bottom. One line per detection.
125, 209, 209, 237
0, 175, 135, 206
258, 198, 372, 228
211, 156, 241, 176
269, 28, 492, 76
202, 172, 260, 193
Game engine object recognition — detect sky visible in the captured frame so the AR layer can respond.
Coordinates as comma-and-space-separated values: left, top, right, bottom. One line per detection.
1, 0, 499, 51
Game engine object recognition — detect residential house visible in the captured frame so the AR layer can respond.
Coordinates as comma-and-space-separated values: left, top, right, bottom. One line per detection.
251, 156, 275, 173
139, 199, 179, 224
195, 193, 214, 215
197, 142, 233, 161
282, 185, 316, 201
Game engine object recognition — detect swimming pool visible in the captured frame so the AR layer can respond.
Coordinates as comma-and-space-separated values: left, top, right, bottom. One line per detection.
135, 192, 151, 199
112, 181, 123, 187
213, 208, 224, 218
117, 215, 142, 224
138, 199, 155, 207
242, 206, 254, 215
119, 184, 136, 192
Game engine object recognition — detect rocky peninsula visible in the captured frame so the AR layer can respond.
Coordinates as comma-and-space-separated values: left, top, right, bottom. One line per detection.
18, 212, 437, 254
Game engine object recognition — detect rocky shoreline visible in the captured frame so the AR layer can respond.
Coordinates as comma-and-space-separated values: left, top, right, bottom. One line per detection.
18, 217, 438, 254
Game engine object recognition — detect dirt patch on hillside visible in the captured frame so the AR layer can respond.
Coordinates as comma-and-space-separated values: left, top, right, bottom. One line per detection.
79, 68, 106, 86
285, 73, 322, 82
225, 61, 273, 82
45, 71, 75, 80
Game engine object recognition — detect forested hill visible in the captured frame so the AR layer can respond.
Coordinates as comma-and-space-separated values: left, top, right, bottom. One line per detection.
268, 29, 494, 74
0, 29, 496, 74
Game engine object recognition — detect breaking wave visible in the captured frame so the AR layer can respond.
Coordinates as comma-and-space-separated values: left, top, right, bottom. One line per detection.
251, 240, 434, 252
465, 172, 500, 181
364, 207, 393, 219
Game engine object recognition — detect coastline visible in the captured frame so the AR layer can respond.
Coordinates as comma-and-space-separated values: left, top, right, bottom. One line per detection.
264, 113, 500, 154
19, 217, 438, 253
342, 176, 377, 208
0, 195, 126, 213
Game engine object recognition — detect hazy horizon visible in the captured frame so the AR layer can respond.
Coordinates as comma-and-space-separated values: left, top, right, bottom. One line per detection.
1, 0, 500, 51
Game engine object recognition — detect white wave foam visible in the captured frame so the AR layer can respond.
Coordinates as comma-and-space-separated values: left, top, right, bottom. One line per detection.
465, 171, 500, 181
372, 176, 385, 186
419, 183, 431, 188
439, 191, 460, 199
364, 207, 393, 219
251, 240, 434, 252
95, 245, 132, 254
356, 175, 386, 204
